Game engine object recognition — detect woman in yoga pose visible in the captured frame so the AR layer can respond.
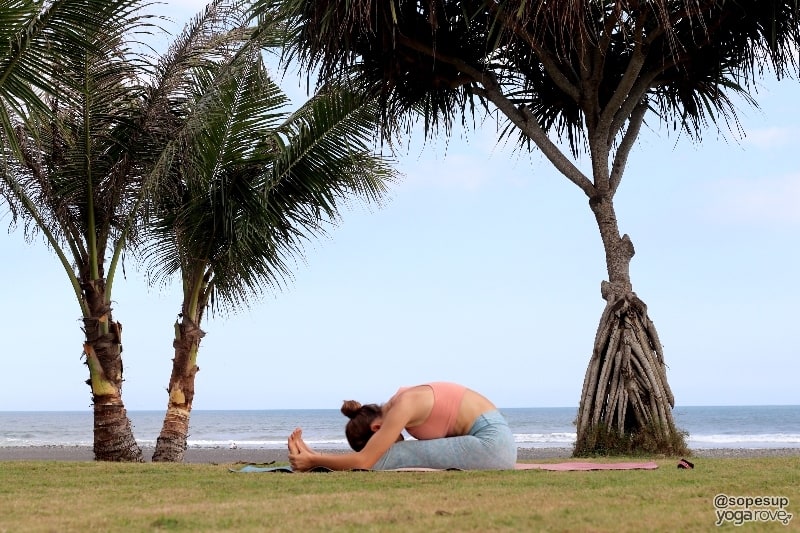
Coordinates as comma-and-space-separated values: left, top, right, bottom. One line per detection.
287, 382, 516, 471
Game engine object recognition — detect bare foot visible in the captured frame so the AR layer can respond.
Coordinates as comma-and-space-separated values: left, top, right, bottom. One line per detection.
288, 427, 303, 455
292, 428, 315, 454
288, 428, 316, 471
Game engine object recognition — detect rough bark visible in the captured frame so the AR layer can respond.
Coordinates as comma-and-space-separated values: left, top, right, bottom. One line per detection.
152, 317, 204, 462
92, 402, 142, 462
573, 195, 685, 456
574, 288, 683, 455
82, 279, 143, 462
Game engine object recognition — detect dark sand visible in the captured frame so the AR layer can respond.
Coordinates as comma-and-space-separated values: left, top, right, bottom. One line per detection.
1, 446, 798, 463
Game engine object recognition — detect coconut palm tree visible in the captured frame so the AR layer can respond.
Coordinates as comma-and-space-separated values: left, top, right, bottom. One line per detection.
142, 26, 393, 461
1, 0, 159, 461
265, 0, 800, 454
0, 0, 255, 460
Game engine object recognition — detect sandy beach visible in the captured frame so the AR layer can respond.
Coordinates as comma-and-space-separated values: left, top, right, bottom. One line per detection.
1, 446, 798, 463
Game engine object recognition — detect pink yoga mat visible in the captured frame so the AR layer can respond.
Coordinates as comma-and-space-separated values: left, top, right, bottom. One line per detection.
230, 462, 660, 473
514, 461, 659, 471
383, 462, 659, 472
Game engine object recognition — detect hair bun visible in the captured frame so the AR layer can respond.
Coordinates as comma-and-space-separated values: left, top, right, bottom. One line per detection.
341, 400, 362, 419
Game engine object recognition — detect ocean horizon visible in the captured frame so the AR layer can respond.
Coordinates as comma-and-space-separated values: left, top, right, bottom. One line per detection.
2, 405, 799, 450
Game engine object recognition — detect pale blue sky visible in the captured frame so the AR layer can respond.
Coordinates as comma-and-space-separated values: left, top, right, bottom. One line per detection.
1, 2, 798, 411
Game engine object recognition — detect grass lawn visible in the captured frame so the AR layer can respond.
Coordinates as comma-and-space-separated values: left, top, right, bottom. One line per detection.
1, 457, 798, 532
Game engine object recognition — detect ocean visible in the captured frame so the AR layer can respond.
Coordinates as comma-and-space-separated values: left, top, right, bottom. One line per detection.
1, 405, 799, 450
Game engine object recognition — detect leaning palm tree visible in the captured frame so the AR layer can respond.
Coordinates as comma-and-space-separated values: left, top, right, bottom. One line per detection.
266, 0, 800, 454
144, 33, 393, 461
0, 0, 253, 460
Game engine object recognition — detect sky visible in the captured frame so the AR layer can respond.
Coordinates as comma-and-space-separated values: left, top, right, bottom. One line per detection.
1, 2, 798, 412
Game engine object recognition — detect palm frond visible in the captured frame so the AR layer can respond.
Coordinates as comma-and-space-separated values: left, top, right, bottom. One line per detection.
265, 0, 800, 150
0, 0, 151, 150
141, 36, 297, 310
143, 42, 395, 317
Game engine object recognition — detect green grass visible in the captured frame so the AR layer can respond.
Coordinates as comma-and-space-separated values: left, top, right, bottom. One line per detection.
1, 457, 798, 532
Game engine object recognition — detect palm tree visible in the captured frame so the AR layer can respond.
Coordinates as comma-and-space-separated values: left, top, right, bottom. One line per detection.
0, 0, 255, 460
266, 0, 800, 454
143, 24, 393, 461
1, 0, 158, 461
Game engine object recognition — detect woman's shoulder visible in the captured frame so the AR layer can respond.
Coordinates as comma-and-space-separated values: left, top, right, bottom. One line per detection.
387, 385, 433, 407
387, 385, 435, 415
391, 384, 436, 400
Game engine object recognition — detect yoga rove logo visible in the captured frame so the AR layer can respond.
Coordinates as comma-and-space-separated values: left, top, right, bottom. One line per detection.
713, 494, 793, 527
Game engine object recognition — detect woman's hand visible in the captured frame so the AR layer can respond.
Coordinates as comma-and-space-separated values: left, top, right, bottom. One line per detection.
287, 428, 316, 472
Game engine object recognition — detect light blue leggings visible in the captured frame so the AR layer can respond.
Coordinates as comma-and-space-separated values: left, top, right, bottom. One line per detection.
371, 410, 517, 470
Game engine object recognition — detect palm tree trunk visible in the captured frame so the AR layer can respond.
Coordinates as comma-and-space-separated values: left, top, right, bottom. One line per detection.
82, 279, 143, 462
574, 195, 686, 456
92, 402, 142, 462
152, 317, 203, 462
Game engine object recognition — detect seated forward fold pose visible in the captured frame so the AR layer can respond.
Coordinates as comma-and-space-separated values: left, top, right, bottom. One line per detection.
287, 382, 517, 471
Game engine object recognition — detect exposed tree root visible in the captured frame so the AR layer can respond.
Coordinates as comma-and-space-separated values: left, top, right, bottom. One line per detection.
574, 290, 686, 456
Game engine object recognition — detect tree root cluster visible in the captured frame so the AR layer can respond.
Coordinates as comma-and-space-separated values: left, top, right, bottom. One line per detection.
574, 291, 686, 455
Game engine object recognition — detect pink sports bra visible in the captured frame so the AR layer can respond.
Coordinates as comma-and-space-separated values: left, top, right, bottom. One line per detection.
395, 382, 467, 440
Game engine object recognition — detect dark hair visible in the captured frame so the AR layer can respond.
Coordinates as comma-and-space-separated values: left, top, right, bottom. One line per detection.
341, 400, 382, 451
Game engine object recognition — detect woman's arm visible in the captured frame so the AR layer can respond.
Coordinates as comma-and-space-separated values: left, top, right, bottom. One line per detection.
288, 399, 414, 471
